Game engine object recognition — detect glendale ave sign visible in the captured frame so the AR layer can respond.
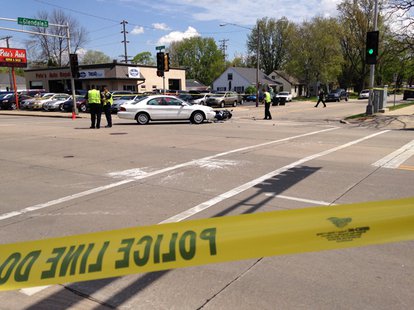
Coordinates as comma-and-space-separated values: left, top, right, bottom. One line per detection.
17, 17, 48, 28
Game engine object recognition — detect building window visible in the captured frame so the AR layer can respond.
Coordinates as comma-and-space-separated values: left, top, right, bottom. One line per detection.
217, 87, 226, 91
123, 85, 136, 91
234, 86, 244, 93
227, 73, 233, 80
271, 75, 275, 80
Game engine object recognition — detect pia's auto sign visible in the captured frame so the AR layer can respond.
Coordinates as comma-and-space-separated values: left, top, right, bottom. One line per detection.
0, 48, 27, 68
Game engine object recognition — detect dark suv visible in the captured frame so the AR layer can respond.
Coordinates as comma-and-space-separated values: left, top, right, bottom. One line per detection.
325, 89, 349, 102
403, 87, 414, 100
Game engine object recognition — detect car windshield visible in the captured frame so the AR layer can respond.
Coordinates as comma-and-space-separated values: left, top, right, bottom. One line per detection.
211, 92, 226, 97
116, 95, 136, 100
279, 92, 289, 95
131, 96, 148, 104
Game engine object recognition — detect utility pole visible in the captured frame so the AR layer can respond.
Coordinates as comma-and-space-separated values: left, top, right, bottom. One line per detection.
219, 39, 229, 62
0, 36, 13, 91
121, 20, 129, 63
366, 0, 379, 115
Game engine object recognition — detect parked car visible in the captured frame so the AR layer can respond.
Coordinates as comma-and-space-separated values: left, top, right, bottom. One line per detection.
22, 93, 55, 110
205, 91, 239, 108
403, 87, 414, 100
274, 91, 293, 102
191, 93, 211, 105
325, 89, 349, 102
32, 93, 70, 110
246, 93, 264, 102
43, 94, 73, 111
60, 95, 88, 112
117, 95, 216, 125
111, 94, 142, 114
177, 93, 194, 102
0, 93, 32, 110
358, 89, 370, 99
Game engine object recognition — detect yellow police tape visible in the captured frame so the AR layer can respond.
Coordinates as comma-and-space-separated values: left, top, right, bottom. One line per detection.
1, 197, 413, 291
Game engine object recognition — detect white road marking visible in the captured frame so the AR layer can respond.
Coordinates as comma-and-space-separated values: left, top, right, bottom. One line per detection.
20, 286, 51, 296
18, 128, 387, 296
264, 194, 335, 206
1, 127, 338, 222
372, 139, 414, 168
160, 130, 389, 223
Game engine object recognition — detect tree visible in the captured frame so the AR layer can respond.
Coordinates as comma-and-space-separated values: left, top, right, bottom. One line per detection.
169, 37, 225, 86
286, 17, 343, 94
247, 17, 295, 74
387, 0, 414, 52
81, 50, 111, 65
26, 9, 87, 67
131, 52, 155, 65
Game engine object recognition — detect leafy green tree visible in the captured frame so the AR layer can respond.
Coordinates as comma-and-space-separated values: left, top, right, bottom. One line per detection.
169, 37, 225, 86
81, 50, 111, 64
286, 17, 343, 93
132, 52, 155, 65
247, 17, 296, 74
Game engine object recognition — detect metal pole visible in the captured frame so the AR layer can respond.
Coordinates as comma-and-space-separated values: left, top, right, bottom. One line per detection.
121, 20, 129, 63
12, 67, 19, 109
66, 22, 78, 115
256, 23, 260, 107
366, 0, 378, 115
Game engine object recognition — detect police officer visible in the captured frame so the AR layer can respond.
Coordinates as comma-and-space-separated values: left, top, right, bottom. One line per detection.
263, 88, 272, 120
102, 87, 113, 128
85, 86, 102, 129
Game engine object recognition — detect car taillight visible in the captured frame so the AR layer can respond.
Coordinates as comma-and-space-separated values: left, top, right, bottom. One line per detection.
119, 107, 126, 111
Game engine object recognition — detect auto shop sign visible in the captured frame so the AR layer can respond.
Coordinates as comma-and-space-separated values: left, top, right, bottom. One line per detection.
0, 48, 27, 68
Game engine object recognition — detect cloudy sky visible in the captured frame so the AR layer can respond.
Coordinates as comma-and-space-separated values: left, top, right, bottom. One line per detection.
1, 0, 342, 61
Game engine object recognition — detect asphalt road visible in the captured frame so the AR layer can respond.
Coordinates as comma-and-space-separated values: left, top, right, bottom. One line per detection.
0, 98, 413, 309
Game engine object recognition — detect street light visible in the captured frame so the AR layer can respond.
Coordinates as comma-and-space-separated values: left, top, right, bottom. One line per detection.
220, 22, 260, 107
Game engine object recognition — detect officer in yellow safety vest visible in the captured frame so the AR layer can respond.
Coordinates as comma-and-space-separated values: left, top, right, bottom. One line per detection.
102, 87, 113, 128
85, 86, 103, 129
263, 88, 272, 120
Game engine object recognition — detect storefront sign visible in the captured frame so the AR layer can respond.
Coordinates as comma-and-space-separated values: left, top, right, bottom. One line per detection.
128, 67, 140, 78
78, 70, 105, 79
0, 48, 27, 68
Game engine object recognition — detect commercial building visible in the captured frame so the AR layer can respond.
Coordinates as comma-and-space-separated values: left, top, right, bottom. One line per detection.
24, 62, 186, 93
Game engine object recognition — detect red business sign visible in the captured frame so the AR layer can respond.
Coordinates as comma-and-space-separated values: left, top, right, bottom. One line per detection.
0, 47, 27, 68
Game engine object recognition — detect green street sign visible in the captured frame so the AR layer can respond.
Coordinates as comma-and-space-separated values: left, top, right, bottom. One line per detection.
156, 45, 165, 51
17, 17, 48, 28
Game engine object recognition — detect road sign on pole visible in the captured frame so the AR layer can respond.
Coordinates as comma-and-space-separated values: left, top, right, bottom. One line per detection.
17, 17, 48, 28
156, 45, 165, 51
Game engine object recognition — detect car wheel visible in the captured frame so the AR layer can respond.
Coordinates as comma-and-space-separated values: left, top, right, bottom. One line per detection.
345, 97, 348, 101
136, 112, 150, 125
79, 103, 87, 113
191, 111, 205, 124
233, 101, 237, 107
220, 101, 225, 108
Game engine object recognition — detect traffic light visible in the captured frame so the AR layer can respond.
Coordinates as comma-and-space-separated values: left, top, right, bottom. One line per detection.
156, 52, 165, 71
365, 31, 379, 65
157, 70, 164, 77
164, 53, 170, 72
69, 53, 79, 78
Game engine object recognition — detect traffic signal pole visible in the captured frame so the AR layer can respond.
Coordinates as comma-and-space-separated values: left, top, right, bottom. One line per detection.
366, 0, 379, 115
66, 23, 78, 116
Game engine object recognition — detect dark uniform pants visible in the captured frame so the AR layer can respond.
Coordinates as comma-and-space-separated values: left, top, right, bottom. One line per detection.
264, 102, 272, 119
90, 104, 103, 128
103, 104, 112, 127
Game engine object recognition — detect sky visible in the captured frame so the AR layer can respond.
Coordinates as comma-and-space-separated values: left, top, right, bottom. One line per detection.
0, 0, 342, 62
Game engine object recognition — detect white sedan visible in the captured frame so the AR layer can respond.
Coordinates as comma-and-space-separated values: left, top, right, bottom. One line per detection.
275, 91, 293, 102
117, 95, 216, 125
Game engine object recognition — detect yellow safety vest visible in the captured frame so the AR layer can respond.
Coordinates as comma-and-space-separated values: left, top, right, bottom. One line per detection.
103, 92, 113, 106
265, 92, 271, 103
88, 89, 101, 104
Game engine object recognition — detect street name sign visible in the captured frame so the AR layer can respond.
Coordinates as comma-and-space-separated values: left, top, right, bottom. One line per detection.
17, 17, 48, 28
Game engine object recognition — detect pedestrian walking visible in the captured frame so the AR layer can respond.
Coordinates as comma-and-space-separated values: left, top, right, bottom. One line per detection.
315, 89, 326, 108
263, 88, 272, 120
102, 87, 113, 128
85, 86, 102, 129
